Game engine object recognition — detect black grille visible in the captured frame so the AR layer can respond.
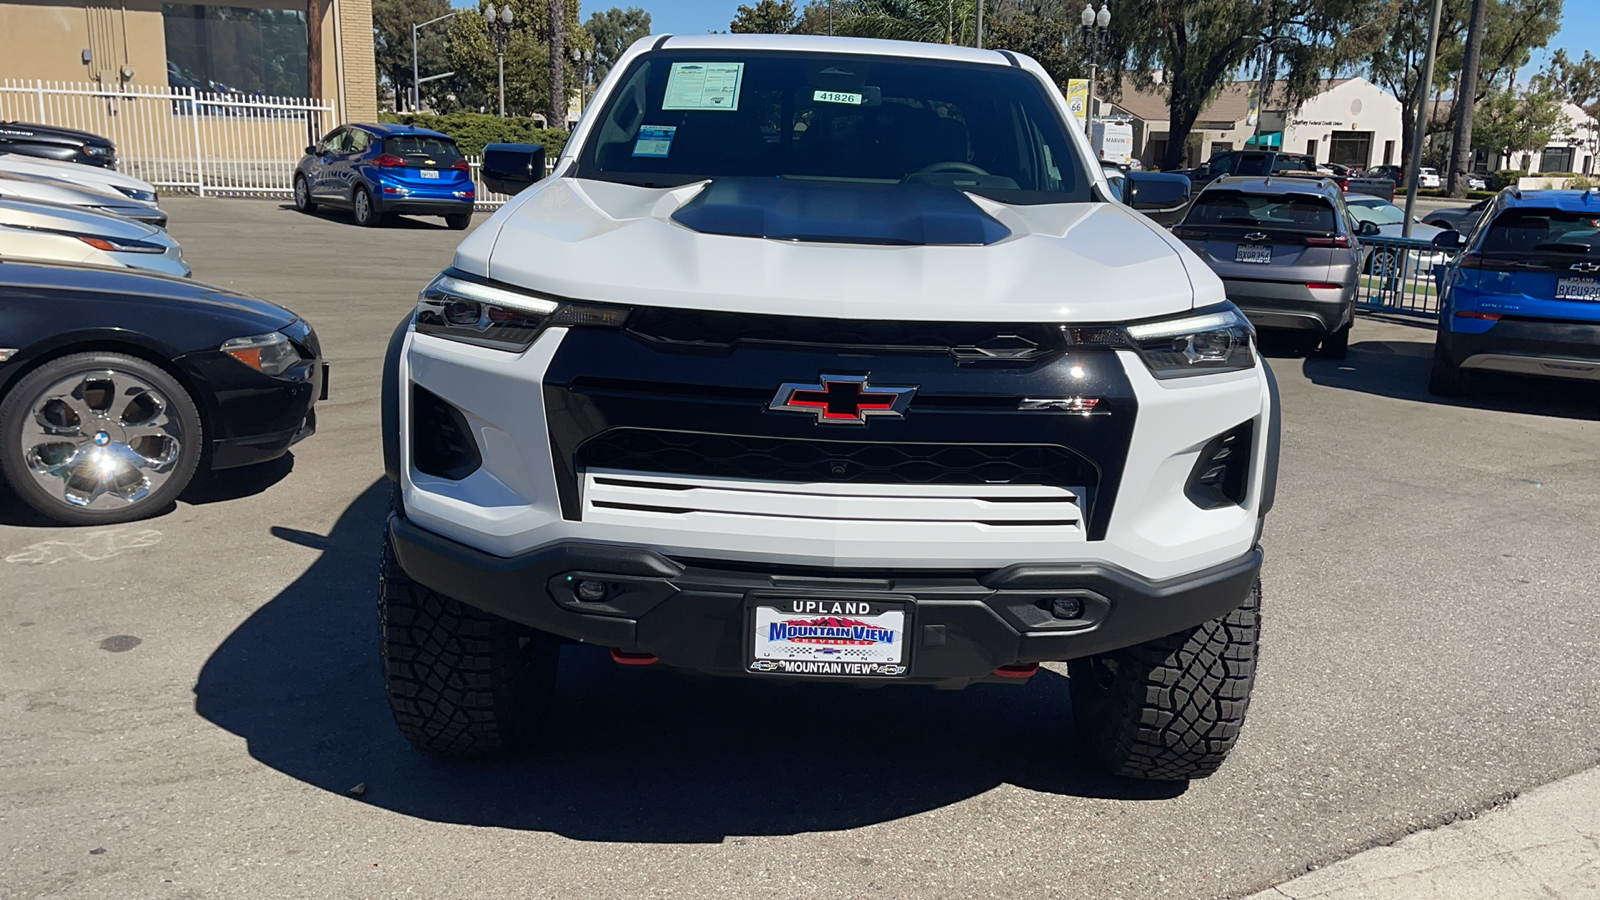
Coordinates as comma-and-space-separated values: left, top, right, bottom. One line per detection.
625, 308, 1061, 363
578, 428, 1097, 489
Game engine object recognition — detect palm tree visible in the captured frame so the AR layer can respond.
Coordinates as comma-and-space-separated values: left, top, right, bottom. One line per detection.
836, 0, 978, 46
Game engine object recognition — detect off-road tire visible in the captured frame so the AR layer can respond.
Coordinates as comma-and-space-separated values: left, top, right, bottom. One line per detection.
445, 212, 472, 231
379, 526, 559, 756
1427, 339, 1466, 396
293, 175, 317, 213
1317, 321, 1351, 360
1069, 578, 1261, 781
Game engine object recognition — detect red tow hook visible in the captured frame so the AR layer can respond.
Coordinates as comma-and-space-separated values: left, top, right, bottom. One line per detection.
994, 663, 1040, 679
610, 648, 660, 666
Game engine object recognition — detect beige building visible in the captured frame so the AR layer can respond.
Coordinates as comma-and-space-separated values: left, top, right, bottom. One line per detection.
0, 0, 375, 122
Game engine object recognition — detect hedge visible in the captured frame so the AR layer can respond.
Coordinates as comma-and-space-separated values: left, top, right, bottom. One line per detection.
378, 111, 569, 158
1492, 169, 1526, 190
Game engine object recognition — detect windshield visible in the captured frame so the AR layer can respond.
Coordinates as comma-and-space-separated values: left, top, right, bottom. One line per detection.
383, 136, 462, 167
1183, 190, 1338, 232
575, 50, 1090, 203
1479, 208, 1600, 255
1346, 199, 1404, 226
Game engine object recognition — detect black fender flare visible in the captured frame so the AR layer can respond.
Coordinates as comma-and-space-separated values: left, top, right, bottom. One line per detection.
1259, 358, 1282, 518
381, 312, 413, 484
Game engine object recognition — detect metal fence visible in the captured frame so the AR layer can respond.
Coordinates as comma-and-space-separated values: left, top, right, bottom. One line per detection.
0, 79, 332, 197
1355, 235, 1452, 319
0, 80, 534, 208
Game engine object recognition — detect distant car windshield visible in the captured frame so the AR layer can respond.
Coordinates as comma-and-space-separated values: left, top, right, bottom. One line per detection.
576, 50, 1090, 203
1479, 208, 1600, 255
384, 136, 462, 166
1346, 198, 1405, 226
1184, 190, 1338, 232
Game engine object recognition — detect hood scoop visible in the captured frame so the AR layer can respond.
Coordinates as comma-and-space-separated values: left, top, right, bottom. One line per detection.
670, 177, 1010, 247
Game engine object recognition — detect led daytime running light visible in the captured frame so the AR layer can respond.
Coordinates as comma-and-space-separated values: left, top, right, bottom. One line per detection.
429, 274, 560, 316
1126, 311, 1243, 341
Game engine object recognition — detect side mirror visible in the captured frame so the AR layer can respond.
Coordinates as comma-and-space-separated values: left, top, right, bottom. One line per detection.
305, 145, 316, 156
1357, 220, 1381, 236
482, 142, 546, 196
1125, 172, 1191, 212
1431, 230, 1464, 250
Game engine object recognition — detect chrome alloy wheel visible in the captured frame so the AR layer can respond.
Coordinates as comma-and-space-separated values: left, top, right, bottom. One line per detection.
294, 177, 309, 209
21, 369, 184, 510
354, 189, 371, 222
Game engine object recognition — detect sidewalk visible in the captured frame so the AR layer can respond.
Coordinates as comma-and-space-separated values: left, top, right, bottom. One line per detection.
1243, 766, 1600, 899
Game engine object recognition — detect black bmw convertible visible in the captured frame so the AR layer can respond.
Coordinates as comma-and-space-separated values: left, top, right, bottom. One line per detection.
0, 260, 325, 525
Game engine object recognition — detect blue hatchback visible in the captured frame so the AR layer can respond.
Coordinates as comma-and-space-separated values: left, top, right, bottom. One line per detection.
292, 123, 475, 229
1429, 189, 1600, 395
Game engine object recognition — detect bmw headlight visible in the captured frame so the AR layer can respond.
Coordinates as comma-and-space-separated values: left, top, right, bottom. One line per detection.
114, 186, 158, 203
416, 270, 630, 352
221, 331, 306, 377
1123, 304, 1256, 378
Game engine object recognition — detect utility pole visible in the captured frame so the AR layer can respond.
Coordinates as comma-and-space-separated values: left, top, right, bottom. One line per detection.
976, 0, 983, 48
1448, 0, 1488, 198
1402, 0, 1444, 237
411, 10, 458, 112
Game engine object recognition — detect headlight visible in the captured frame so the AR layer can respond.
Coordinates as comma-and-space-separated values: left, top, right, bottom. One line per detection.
416, 270, 630, 352
83, 144, 114, 158
1062, 303, 1256, 379
75, 234, 167, 254
221, 331, 305, 377
1123, 304, 1256, 378
114, 186, 157, 203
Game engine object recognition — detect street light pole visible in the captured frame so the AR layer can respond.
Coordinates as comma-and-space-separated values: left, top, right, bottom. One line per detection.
1080, 3, 1111, 137
1402, 0, 1444, 238
411, 10, 458, 112
484, 3, 514, 117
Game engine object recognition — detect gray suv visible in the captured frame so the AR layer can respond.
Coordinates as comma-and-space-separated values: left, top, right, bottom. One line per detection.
1175, 176, 1377, 359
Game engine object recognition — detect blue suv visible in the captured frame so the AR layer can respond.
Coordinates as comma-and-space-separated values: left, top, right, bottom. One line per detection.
293, 123, 475, 229
1429, 189, 1600, 395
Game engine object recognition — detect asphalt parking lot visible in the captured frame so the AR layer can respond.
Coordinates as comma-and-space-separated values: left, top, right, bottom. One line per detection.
3, 197, 1599, 900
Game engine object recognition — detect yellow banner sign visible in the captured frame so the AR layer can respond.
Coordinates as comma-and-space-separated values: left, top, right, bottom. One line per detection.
1066, 79, 1089, 128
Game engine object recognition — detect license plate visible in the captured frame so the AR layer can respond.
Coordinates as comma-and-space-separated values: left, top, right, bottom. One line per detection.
420, 169, 439, 179
748, 598, 909, 678
1236, 244, 1273, 264
1556, 277, 1600, 301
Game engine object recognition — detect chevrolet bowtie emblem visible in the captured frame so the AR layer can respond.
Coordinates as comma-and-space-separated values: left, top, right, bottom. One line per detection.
770, 375, 917, 425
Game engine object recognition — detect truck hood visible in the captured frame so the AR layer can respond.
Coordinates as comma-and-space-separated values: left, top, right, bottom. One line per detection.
463, 177, 1218, 323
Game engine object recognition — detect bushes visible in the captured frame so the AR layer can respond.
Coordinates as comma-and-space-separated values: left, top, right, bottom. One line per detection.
1492, 169, 1527, 189
378, 111, 569, 158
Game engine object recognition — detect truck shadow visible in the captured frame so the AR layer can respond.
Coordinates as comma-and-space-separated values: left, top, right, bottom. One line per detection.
193, 480, 1185, 842
1298, 339, 1600, 421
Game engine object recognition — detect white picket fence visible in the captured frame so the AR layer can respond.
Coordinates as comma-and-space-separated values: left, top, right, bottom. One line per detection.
0, 79, 519, 207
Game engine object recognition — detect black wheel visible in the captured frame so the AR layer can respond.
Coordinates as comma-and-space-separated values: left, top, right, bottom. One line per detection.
292, 175, 316, 213
1317, 321, 1351, 360
444, 212, 472, 231
1428, 338, 1466, 396
0, 352, 203, 526
379, 524, 559, 756
1069, 579, 1261, 781
352, 186, 382, 227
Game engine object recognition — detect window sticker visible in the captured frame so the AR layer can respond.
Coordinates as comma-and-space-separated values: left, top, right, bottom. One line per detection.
662, 62, 744, 111
813, 89, 863, 106
632, 125, 677, 158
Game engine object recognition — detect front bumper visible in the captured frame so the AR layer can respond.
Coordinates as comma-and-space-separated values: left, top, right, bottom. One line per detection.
1443, 315, 1600, 382
180, 321, 327, 469
389, 512, 1263, 685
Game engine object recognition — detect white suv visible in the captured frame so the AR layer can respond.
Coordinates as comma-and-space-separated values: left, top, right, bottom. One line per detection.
379, 34, 1280, 781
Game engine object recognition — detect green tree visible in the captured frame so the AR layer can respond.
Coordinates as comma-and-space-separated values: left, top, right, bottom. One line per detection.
1109, 0, 1387, 171
1473, 82, 1565, 168
835, 0, 977, 45
446, 0, 584, 123
1538, 48, 1600, 120
731, 0, 801, 33
584, 7, 652, 82
371, 0, 454, 111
